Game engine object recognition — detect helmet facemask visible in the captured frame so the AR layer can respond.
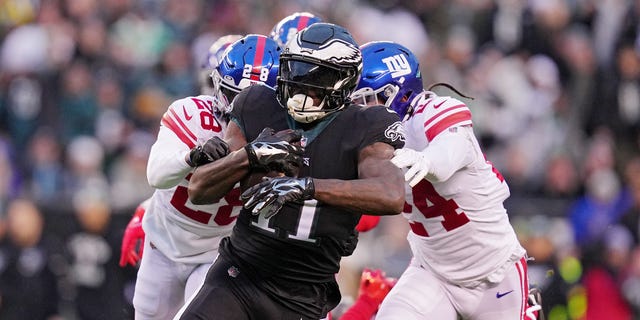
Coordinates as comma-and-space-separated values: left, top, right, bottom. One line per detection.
209, 68, 233, 116
277, 57, 359, 123
351, 83, 400, 108
352, 83, 415, 121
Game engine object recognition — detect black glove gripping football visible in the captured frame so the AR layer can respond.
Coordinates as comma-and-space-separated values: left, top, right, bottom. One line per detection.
244, 128, 304, 176
187, 136, 230, 167
241, 176, 315, 219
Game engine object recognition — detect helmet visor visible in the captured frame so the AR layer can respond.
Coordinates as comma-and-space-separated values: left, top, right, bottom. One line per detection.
281, 59, 343, 88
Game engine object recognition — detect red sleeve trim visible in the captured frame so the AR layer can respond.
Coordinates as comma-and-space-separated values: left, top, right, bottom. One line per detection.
423, 104, 466, 128
425, 110, 472, 141
161, 113, 196, 149
170, 109, 198, 141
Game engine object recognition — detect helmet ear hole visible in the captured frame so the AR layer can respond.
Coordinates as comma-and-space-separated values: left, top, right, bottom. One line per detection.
401, 90, 413, 103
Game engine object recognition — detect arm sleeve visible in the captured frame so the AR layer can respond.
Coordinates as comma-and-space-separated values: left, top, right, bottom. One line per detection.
422, 125, 476, 183
360, 106, 405, 150
147, 126, 193, 189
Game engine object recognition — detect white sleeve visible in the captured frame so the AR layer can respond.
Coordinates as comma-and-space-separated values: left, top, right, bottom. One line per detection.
146, 126, 193, 189
422, 125, 476, 183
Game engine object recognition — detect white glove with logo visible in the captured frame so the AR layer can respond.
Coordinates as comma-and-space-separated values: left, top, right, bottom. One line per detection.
390, 148, 431, 187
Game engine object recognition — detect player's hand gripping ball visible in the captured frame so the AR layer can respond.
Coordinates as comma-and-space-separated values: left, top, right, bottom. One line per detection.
241, 176, 315, 218
244, 128, 304, 177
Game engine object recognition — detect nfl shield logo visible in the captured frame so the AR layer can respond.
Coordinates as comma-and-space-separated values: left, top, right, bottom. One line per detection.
227, 266, 240, 278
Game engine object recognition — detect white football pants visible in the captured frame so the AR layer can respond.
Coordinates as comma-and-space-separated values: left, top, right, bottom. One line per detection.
376, 257, 529, 320
133, 237, 213, 320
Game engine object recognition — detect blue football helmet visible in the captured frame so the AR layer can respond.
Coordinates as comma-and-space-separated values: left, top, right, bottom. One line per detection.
204, 34, 243, 70
200, 34, 243, 95
352, 41, 423, 120
211, 34, 281, 109
269, 12, 323, 48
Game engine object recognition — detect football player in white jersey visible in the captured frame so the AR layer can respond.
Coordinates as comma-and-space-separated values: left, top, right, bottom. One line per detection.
120, 34, 281, 320
119, 35, 243, 270
351, 41, 543, 320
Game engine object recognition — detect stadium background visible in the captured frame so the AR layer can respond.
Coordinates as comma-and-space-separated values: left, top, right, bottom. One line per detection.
1, 0, 639, 319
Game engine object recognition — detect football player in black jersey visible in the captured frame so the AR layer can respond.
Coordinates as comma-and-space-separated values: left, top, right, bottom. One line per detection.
176, 23, 406, 320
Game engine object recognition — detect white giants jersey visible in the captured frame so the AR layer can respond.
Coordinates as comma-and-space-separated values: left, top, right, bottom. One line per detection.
143, 95, 241, 264
401, 92, 526, 286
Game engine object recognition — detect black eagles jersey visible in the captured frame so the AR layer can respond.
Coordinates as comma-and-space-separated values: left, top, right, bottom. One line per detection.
222, 84, 404, 315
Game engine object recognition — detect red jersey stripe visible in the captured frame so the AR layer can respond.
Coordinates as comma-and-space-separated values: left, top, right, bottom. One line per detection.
516, 257, 528, 319
250, 36, 266, 81
423, 104, 467, 129
162, 114, 196, 149
170, 109, 197, 141
425, 110, 472, 141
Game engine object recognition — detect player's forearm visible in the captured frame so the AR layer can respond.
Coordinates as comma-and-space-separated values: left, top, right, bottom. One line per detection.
313, 176, 405, 215
188, 148, 250, 204
147, 141, 192, 189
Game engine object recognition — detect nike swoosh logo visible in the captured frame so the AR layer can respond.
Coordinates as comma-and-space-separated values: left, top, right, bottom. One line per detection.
433, 100, 446, 109
496, 290, 514, 298
183, 105, 193, 120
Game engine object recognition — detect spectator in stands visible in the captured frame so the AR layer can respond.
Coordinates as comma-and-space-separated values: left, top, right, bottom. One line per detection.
0, 199, 61, 320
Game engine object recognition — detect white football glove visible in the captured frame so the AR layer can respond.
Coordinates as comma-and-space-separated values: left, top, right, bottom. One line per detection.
390, 148, 431, 187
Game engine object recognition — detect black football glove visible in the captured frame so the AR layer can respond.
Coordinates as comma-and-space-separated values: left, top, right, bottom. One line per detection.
241, 176, 315, 219
244, 128, 304, 176
187, 136, 230, 167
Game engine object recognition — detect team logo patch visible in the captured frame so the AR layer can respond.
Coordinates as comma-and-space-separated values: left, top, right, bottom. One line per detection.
288, 38, 361, 65
382, 54, 411, 78
300, 135, 310, 166
227, 266, 240, 278
385, 121, 405, 142
496, 290, 513, 298
182, 105, 193, 120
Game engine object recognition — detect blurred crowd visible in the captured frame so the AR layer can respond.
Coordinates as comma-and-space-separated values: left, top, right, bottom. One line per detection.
1, 0, 640, 319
